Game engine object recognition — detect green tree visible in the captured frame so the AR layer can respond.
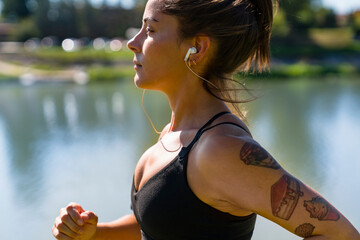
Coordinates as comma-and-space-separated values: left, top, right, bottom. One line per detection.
279, 0, 316, 31
314, 8, 337, 28
1, 0, 31, 20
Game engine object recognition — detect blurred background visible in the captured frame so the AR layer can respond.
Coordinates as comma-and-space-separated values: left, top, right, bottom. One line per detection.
0, 0, 359, 239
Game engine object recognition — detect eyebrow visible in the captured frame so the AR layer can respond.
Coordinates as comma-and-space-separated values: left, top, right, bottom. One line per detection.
143, 17, 159, 23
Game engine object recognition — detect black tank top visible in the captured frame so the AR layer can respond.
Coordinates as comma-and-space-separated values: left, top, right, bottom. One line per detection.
131, 112, 257, 240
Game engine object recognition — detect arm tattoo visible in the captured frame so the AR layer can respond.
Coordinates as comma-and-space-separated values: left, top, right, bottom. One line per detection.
271, 175, 304, 220
240, 142, 280, 169
295, 223, 315, 237
304, 197, 340, 221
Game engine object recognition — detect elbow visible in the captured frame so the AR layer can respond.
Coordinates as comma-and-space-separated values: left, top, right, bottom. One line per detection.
306, 229, 360, 240
321, 230, 360, 240
338, 226, 360, 240
345, 230, 360, 240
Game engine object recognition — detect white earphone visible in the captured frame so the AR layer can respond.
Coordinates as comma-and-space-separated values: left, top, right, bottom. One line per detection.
184, 47, 197, 61
183, 46, 219, 90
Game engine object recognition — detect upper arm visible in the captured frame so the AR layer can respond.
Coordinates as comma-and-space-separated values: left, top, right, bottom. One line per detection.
196, 137, 359, 239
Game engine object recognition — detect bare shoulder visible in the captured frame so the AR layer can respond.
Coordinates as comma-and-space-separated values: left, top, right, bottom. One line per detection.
194, 119, 280, 171
189, 122, 283, 211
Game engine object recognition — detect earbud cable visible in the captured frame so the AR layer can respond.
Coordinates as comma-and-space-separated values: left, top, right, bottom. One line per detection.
141, 62, 219, 135
142, 90, 162, 134
185, 61, 219, 90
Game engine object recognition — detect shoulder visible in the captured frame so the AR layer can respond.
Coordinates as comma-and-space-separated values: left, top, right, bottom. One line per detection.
190, 125, 283, 212
194, 129, 280, 175
193, 112, 280, 170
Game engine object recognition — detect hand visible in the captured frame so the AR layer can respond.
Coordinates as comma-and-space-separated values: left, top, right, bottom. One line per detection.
52, 202, 98, 240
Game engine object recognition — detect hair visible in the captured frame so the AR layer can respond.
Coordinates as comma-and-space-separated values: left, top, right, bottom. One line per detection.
159, 0, 277, 120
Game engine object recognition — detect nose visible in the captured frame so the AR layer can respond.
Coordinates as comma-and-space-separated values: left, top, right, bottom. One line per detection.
127, 30, 142, 53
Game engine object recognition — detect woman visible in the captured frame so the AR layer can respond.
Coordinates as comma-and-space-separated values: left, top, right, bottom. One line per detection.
52, 0, 360, 239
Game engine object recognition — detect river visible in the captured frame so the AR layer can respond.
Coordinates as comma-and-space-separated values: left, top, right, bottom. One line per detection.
0, 78, 359, 239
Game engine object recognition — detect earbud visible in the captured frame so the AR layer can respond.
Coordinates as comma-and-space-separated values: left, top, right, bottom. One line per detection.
184, 46, 219, 90
184, 47, 197, 61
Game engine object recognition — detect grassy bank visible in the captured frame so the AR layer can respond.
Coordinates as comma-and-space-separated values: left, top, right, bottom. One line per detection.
242, 62, 360, 79
30, 47, 134, 65
1, 41, 359, 82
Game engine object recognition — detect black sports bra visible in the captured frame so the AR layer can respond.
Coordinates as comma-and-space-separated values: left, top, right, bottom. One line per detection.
131, 112, 256, 240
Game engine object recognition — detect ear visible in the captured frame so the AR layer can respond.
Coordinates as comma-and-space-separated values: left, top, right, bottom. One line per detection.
191, 35, 211, 63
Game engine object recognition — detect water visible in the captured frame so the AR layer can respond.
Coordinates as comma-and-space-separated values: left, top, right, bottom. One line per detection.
0, 78, 359, 239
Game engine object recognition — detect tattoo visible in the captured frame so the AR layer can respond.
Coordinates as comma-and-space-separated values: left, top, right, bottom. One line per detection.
271, 174, 304, 220
304, 197, 340, 221
240, 142, 280, 169
295, 223, 315, 237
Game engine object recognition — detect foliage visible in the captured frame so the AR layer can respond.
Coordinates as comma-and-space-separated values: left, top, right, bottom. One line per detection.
1, 0, 31, 20
0, 0, 352, 43
0, 73, 17, 81
272, 8, 290, 38
9, 17, 40, 41
88, 66, 134, 81
313, 8, 337, 28
309, 28, 353, 48
237, 61, 360, 79
29, 47, 134, 65
0, 0, 143, 41
271, 41, 360, 59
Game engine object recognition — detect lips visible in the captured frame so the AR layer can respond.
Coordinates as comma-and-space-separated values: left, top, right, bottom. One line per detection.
133, 60, 142, 67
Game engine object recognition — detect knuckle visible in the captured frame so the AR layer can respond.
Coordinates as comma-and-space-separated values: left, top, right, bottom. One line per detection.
60, 213, 68, 222
54, 217, 61, 227
66, 204, 74, 211
57, 221, 65, 230
69, 224, 81, 232
59, 207, 65, 215
52, 227, 60, 238
72, 224, 81, 232
68, 202, 78, 207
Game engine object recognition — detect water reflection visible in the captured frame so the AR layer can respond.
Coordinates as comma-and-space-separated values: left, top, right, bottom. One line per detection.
43, 96, 57, 129
0, 83, 151, 199
0, 79, 359, 239
247, 80, 360, 191
64, 92, 79, 132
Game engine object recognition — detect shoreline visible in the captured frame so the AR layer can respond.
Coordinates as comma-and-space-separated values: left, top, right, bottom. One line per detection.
1, 47, 359, 83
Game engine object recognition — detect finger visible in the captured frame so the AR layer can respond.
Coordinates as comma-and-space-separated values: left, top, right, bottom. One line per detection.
52, 224, 74, 240
81, 211, 98, 225
54, 217, 78, 238
66, 204, 84, 226
59, 213, 82, 233
68, 202, 85, 214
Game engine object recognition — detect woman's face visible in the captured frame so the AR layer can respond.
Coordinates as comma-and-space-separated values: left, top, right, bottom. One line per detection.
127, 0, 189, 91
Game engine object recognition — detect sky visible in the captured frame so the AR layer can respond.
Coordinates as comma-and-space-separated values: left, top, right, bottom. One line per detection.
322, 0, 360, 14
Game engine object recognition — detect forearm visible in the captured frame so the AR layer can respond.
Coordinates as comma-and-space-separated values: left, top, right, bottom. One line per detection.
92, 214, 141, 240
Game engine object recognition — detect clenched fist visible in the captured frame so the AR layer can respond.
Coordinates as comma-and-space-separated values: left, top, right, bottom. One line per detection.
52, 202, 98, 240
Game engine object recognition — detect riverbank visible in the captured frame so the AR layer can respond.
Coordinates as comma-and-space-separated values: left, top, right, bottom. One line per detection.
1, 43, 359, 83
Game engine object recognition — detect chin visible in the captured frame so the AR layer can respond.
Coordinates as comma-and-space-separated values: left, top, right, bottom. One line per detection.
134, 72, 164, 90
134, 75, 155, 90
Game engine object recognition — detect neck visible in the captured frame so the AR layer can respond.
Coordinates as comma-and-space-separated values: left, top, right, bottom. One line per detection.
165, 80, 229, 132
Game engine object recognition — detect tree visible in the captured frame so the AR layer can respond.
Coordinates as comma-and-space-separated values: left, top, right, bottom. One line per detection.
279, 0, 316, 31
1, 0, 31, 20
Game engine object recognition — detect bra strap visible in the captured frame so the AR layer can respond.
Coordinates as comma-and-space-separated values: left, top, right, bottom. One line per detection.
202, 122, 251, 136
179, 111, 230, 158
